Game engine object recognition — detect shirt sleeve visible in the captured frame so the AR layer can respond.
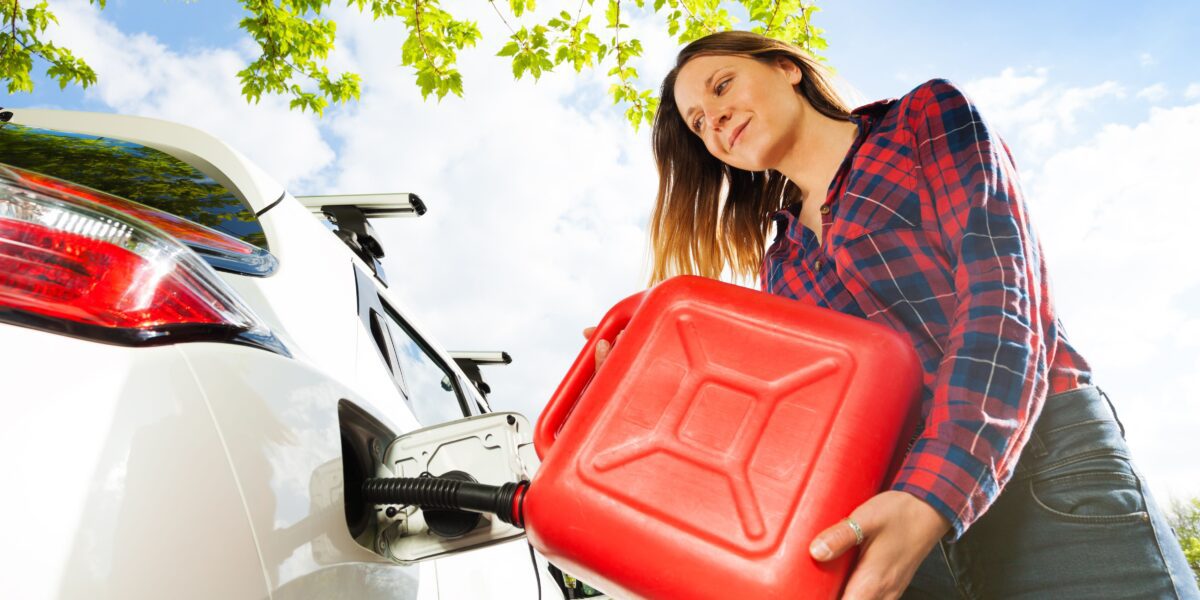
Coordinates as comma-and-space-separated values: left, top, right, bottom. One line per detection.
890, 79, 1052, 540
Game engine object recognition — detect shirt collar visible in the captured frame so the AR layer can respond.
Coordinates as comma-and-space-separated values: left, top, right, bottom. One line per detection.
851, 97, 896, 120
769, 98, 897, 223
847, 97, 896, 135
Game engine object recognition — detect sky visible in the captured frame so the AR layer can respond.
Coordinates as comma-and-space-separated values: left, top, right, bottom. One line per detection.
10, 0, 1200, 503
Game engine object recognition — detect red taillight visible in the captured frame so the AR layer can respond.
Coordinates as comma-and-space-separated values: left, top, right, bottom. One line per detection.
0, 165, 283, 352
16, 169, 259, 256
0, 218, 228, 328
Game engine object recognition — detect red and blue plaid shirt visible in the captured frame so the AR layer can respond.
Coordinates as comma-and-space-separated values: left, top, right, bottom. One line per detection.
761, 79, 1093, 539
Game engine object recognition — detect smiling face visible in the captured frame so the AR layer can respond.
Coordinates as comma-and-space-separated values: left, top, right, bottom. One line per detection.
672, 54, 805, 172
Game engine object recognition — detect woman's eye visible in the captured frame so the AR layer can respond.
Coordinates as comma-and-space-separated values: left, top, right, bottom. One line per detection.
693, 116, 705, 132
716, 79, 730, 94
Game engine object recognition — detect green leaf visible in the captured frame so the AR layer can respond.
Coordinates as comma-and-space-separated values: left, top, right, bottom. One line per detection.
605, 0, 620, 28
497, 41, 520, 57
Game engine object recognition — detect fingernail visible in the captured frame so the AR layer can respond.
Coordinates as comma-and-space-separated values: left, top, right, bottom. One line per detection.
810, 539, 831, 561
598, 340, 610, 352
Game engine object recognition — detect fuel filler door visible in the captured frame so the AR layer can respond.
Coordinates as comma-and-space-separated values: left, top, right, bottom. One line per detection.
371, 411, 538, 564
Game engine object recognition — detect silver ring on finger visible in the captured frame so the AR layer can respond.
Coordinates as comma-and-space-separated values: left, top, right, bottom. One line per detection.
846, 517, 864, 546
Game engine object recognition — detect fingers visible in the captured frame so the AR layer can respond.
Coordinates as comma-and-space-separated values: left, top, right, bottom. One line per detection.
583, 325, 616, 371
840, 530, 909, 600
595, 339, 611, 371
810, 516, 866, 562
831, 492, 951, 600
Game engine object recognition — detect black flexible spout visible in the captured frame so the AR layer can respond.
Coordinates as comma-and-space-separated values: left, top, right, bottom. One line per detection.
363, 476, 528, 528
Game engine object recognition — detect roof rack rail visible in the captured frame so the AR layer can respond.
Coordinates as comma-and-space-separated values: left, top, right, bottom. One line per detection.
296, 193, 427, 218
448, 351, 513, 366
448, 352, 512, 400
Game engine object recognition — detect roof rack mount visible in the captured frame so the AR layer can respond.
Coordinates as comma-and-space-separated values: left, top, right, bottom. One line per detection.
297, 193, 427, 218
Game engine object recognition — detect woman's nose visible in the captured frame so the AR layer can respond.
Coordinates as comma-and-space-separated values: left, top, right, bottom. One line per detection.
708, 105, 732, 130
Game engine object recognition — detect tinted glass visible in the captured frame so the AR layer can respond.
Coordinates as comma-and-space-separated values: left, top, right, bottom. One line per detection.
0, 123, 268, 249
378, 301, 468, 426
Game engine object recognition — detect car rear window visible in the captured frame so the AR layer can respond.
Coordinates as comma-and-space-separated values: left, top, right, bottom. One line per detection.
0, 123, 268, 249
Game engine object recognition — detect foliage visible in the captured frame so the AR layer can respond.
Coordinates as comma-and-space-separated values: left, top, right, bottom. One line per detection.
1, 0, 827, 129
0, 0, 103, 93
1167, 496, 1200, 584
0, 124, 268, 248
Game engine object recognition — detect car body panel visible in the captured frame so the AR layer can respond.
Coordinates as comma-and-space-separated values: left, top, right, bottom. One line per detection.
0, 325, 269, 599
176, 342, 430, 598
1, 107, 547, 599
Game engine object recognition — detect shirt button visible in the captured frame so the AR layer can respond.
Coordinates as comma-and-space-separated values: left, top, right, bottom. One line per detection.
814, 258, 822, 270
819, 205, 831, 215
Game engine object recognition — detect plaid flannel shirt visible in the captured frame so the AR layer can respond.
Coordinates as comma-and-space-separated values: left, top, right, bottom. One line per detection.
761, 79, 1093, 539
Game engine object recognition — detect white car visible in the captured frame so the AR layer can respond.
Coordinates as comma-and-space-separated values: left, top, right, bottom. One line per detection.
0, 108, 585, 599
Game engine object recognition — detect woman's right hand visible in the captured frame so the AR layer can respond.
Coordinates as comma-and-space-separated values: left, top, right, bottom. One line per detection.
582, 326, 614, 371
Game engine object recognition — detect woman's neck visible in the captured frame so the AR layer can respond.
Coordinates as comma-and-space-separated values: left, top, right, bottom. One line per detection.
776, 106, 859, 205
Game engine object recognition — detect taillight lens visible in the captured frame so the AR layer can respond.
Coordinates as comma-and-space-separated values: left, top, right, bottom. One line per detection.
14, 168, 277, 275
0, 165, 286, 353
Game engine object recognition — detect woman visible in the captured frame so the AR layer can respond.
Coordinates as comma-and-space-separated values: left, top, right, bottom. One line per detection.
593, 31, 1197, 599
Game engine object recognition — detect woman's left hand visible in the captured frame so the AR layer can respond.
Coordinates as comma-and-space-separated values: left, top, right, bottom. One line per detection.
809, 490, 952, 600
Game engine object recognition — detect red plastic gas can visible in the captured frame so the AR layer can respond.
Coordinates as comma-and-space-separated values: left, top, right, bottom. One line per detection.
526, 276, 922, 600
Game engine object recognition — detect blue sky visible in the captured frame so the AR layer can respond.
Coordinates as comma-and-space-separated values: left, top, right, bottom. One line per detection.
818, 1, 1200, 145
9, 1, 1200, 502
21, 1, 1199, 155
822, 0, 1198, 94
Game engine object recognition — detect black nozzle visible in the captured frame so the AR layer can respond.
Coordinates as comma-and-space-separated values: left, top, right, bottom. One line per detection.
364, 475, 528, 528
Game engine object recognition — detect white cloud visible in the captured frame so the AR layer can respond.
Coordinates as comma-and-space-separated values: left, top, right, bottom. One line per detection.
1136, 83, 1168, 102
963, 67, 1049, 110
305, 3, 663, 420
962, 67, 1124, 160
1027, 99, 1200, 500
46, 0, 335, 190
1186, 83, 1200, 99
39, 0, 670, 424
1139, 52, 1156, 67
959, 66, 1200, 501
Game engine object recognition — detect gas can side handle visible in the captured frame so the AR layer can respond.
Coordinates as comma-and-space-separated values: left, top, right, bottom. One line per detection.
534, 290, 645, 460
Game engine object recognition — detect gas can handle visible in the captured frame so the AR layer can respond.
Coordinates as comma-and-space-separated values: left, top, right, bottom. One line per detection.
534, 289, 646, 459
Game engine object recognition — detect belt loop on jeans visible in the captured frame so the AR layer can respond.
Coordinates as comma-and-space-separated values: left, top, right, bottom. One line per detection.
1097, 387, 1126, 439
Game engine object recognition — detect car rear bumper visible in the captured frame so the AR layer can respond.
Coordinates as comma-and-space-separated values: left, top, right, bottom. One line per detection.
0, 323, 424, 599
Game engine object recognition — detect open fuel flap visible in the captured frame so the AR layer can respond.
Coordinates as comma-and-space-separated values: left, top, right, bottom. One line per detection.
368, 411, 539, 564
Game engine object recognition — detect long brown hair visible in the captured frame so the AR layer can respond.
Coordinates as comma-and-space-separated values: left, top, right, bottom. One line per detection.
649, 31, 851, 284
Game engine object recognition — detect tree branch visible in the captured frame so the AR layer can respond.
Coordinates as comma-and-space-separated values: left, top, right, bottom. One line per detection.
798, 0, 813, 48
5, 0, 19, 59
764, 0, 781, 35
610, 0, 646, 118
613, 0, 619, 50
488, 0, 534, 57
412, 0, 443, 77
676, 0, 712, 35
487, 0, 516, 35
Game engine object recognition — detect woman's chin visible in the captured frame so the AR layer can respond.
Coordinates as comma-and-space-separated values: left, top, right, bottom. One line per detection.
722, 142, 779, 172
723, 154, 769, 172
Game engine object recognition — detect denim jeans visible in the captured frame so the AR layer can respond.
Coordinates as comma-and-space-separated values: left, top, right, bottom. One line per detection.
902, 386, 1200, 599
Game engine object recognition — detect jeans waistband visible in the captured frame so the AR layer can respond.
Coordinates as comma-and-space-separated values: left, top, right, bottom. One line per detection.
1031, 385, 1123, 434
1013, 385, 1128, 480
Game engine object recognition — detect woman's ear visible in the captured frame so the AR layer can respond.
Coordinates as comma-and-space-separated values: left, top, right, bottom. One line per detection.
775, 56, 803, 86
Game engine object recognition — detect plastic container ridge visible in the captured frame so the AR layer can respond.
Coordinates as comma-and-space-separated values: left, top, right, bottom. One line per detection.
527, 276, 922, 600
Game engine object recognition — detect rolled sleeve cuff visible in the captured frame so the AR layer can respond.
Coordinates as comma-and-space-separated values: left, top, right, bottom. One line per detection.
890, 438, 1002, 541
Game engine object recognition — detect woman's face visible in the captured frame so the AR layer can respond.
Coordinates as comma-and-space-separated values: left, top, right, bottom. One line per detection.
672, 54, 805, 172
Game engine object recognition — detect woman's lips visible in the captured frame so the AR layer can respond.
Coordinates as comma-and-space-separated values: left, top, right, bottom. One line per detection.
730, 119, 749, 149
